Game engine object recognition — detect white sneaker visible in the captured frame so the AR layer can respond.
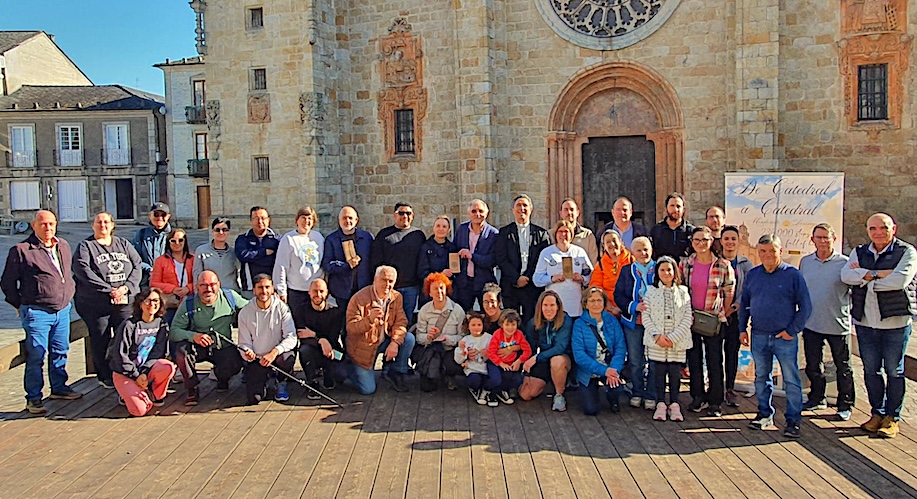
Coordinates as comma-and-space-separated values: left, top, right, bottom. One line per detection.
552, 393, 567, 412
644, 399, 657, 411
837, 409, 852, 421
629, 396, 642, 408
653, 402, 667, 421
477, 389, 489, 406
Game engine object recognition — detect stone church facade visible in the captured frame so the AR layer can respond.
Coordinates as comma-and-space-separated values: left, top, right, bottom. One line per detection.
193, 0, 915, 245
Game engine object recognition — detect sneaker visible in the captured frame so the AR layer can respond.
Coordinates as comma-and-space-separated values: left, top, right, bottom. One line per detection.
184, 389, 199, 406
552, 393, 567, 412
173, 371, 184, 384
861, 414, 884, 432
486, 392, 499, 407
98, 378, 115, 389
117, 396, 125, 406
469, 387, 480, 399
26, 398, 46, 414
707, 405, 723, 417
274, 382, 289, 402
724, 389, 739, 408
644, 399, 657, 411
496, 390, 515, 405
629, 396, 642, 408
216, 380, 229, 392
247, 393, 263, 405
475, 389, 488, 405
783, 424, 801, 438
749, 415, 775, 430
837, 409, 852, 421
877, 417, 899, 438
609, 398, 621, 413
653, 402, 667, 421
49, 388, 83, 400
152, 398, 166, 407
668, 402, 684, 422
688, 398, 707, 413
322, 376, 337, 390
306, 382, 322, 400
419, 376, 438, 393
802, 399, 828, 411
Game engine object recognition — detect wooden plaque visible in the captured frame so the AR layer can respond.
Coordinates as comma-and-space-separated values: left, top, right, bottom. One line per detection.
562, 256, 574, 278
449, 253, 461, 274
343, 240, 356, 261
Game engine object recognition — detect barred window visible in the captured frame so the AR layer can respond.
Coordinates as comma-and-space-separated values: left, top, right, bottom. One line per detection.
858, 64, 888, 121
394, 109, 415, 155
251, 68, 267, 91
252, 156, 270, 182
248, 7, 264, 29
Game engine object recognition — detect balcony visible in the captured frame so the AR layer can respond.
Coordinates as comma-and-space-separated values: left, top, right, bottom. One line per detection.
102, 148, 131, 166
185, 105, 206, 124
54, 149, 84, 167
5, 150, 36, 168
188, 158, 209, 177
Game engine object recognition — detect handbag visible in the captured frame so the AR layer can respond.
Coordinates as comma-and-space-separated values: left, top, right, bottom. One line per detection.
692, 310, 721, 337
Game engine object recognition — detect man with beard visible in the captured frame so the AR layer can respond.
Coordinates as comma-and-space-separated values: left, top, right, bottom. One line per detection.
298, 278, 345, 396
705, 206, 726, 256
650, 192, 695, 260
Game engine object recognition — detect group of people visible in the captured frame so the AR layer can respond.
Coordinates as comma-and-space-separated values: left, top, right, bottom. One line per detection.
1, 194, 914, 441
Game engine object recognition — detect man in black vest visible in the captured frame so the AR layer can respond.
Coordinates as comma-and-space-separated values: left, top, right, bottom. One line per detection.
842, 213, 917, 438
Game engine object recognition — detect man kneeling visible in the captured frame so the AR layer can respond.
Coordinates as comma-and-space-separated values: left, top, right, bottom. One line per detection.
238, 274, 298, 404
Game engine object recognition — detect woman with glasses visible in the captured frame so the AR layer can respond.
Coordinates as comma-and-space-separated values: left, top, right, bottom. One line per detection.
109, 287, 176, 416
193, 217, 240, 292
151, 228, 195, 324
273, 206, 325, 328
679, 226, 735, 417
73, 212, 142, 389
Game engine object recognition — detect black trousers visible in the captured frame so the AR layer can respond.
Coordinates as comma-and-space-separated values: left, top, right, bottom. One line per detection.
299, 340, 344, 382
803, 329, 855, 411
244, 351, 295, 401
503, 285, 541, 325
654, 361, 683, 405
287, 288, 310, 331
723, 313, 741, 391
174, 341, 244, 390
687, 325, 725, 406
75, 296, 132, 383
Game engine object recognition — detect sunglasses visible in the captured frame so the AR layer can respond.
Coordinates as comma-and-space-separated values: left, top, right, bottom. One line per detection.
152, 212, 168, 218
396, 211, 413, 216
170, 238, 185, 243
213, 228, 230, 233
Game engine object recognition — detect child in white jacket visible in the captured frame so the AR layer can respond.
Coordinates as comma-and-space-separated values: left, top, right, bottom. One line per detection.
454, 311, 500, 406
643, 256, 694, 421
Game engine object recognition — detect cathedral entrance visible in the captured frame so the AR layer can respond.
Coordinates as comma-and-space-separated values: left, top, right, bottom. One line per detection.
581, 136, 656, 230
547, 61, 684, 228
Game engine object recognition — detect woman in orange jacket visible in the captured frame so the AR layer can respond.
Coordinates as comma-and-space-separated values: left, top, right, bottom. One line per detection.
589, 229, 635, 316
150, 228, 195, 323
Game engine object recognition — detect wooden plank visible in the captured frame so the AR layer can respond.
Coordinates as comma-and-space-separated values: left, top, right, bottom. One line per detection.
544, 408, 611, 498
439, 390, 474, 499
405, 385, 443, 499
336, 385, 396, 499
263, 401, 338, 497
517, 401, 575, 498
595, 409, 677, 497
569, 412, 643, 498
468, 390, 509, 499
495, 401, 543, 499
370, 387, 421, 499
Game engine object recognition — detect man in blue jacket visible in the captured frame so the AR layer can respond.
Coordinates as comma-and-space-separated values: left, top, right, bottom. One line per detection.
322, 206, 373, 314
740, 234, 812, 439
235, 206, 280, 298
453, 199, 498, 312
132, 202, 172, 287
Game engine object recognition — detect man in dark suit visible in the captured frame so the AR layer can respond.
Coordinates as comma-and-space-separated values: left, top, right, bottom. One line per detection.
453, 199, 499, 312
598, 196, 650, 252
494, 194, 551, 324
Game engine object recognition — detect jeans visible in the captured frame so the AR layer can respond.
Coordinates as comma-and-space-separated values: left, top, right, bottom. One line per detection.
580, 378, 623, 416
857, 324, 911, 420
623, 324, 655, 401
74, 296, 132, 384
723, 313, 741, 391
397, 286, 420, 325
21, 304, 72, 401
803, 329, 855, 411
688, 328, 725, 406
467, 362, 502, 391
496, 368, 523, 392
654, 361, 682, 405
113, 359, 175, 417
751, 333, 803, 425
348, 332, 417, 395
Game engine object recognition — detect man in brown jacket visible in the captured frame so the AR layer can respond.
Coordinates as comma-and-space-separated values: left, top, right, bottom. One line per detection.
346, 265, 414, 393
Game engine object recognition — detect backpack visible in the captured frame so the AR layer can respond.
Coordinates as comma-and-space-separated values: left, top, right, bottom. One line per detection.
185, 288, 239, 325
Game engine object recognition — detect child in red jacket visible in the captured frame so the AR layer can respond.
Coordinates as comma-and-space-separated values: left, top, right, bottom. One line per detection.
487, 309, 532, 405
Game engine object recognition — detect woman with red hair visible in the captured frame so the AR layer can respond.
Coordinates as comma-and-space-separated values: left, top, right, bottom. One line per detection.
412, 272, 467, 391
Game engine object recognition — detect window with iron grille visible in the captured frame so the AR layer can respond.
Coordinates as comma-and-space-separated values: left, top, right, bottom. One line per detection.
394, 109, 415, 155
248, 7, 264, 29
857, 64, 888, 121
251, 68, 267, 91
252, 156, 270, 182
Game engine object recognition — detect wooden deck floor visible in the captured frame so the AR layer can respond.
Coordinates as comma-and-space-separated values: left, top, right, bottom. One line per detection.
1, 373, 916, 499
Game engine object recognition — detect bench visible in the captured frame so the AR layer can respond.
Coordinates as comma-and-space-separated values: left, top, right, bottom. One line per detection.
0, 215, 15, 235
0, 319, 90, 374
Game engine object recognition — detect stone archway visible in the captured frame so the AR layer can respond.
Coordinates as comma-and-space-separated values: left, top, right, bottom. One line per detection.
547, 61, 684, 224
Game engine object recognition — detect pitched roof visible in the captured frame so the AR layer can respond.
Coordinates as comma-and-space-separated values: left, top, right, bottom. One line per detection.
0, 85, 164, 111
0, 31, 41, 54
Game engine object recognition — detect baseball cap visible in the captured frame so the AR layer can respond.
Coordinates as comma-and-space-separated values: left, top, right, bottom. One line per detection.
150, 202, 171, 214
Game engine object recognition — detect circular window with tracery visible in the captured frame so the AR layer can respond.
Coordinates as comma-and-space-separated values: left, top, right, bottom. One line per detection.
536, 0, 682, 50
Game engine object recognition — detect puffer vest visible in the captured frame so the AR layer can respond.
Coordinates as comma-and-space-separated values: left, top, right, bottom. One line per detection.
851, 239, 917, 321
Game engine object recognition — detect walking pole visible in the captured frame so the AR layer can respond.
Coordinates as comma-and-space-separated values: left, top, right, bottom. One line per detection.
210, 329, 344, 408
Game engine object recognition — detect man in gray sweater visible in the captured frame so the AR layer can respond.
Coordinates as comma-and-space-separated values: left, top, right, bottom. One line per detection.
799, 223, 853, 420
238, 273, 298, 405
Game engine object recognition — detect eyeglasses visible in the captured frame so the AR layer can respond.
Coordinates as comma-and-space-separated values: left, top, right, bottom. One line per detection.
142, 298, 161, 305
198, 282, 219, 288
213, 228, 230, 233
396, 211, 413, 216
170, 238, 185, 243
692, 238, 712, 243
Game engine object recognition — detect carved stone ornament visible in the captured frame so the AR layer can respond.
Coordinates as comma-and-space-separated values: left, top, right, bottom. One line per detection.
842, 0, 905, 35
535, 0, 683, 50
377, 17, 427, 162
300, 92, 326, 127
205, 99, 221, 157
248, 94, 271, 123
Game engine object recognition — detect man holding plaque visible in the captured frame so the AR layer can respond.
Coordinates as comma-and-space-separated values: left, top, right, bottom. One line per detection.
453, 199, 499, 312
322, 206, 374, 315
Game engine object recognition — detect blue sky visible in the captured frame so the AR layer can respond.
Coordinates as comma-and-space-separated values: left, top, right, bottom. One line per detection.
3, 0, 197, 96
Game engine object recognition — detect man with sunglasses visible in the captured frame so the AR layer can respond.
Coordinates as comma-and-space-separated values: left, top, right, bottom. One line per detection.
132, 202, 172, 287
370, 202, 426, 324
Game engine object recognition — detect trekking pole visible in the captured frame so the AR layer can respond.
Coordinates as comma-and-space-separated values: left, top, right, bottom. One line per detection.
210, 329, 344, 408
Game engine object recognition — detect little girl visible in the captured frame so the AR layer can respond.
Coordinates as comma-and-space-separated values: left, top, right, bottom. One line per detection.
454, 311, 500, 406
486, 309, 532, 405
642, 256, 694, 422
